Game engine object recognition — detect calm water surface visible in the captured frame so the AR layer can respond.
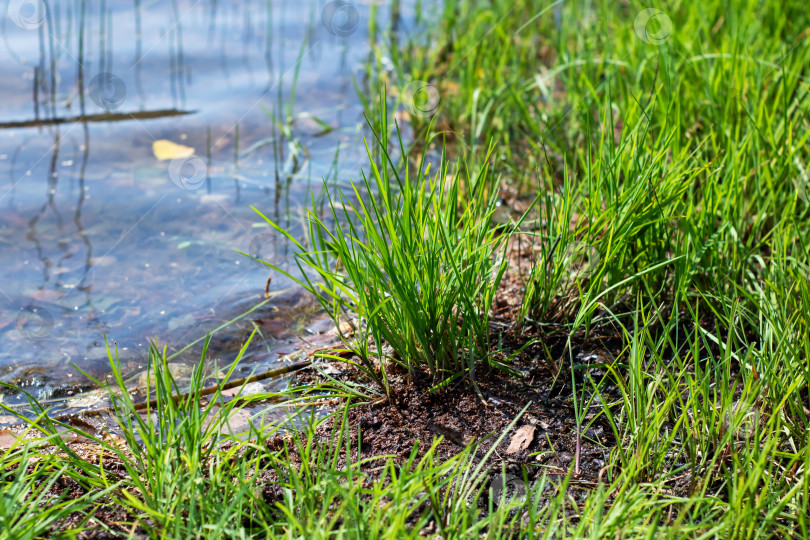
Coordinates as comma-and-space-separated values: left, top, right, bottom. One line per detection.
0, 0, 412, 414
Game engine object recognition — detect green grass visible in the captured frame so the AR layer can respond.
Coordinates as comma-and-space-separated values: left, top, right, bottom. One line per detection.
372, 0, 810, 535
251, 94, 529, 395
0, 449, 100, 539
2, 335, 286, 538
1, 339, 567, 539
3, 0, 810, 537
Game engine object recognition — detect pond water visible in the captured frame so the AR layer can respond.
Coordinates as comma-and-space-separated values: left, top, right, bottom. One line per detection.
0, 0, 412, 418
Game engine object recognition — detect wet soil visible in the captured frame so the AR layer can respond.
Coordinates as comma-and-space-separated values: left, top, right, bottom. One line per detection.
294, 328, 615, 470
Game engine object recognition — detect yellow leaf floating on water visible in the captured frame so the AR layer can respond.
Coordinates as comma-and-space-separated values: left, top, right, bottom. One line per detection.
152, 139, 195, 161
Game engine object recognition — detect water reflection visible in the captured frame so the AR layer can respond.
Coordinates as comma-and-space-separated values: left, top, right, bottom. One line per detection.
0, 0, 404, 413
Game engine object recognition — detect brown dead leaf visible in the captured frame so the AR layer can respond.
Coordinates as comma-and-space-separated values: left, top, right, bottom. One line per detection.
61, 433, 93, 445
0, 429, 19, 450
506, 424, 536, 454
66, 416, 101, 438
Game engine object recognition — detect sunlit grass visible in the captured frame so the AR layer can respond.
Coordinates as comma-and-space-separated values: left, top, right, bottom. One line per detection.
252, 93, 528, 395
2, 0, 810, 537
372, 0, 810, 535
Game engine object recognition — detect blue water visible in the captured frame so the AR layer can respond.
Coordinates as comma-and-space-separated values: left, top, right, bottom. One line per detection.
0, 0, 410, 411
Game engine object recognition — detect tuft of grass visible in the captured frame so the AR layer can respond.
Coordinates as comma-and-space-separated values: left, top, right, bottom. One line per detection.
81, 335, 282, 538
3, 333, 296, 538
251, 91, 526, 394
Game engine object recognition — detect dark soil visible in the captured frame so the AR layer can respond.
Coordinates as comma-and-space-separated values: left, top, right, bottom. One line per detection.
282, 312, 624, 495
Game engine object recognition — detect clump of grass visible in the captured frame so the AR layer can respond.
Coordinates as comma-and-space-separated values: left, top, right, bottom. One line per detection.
252, 92, 524, 394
